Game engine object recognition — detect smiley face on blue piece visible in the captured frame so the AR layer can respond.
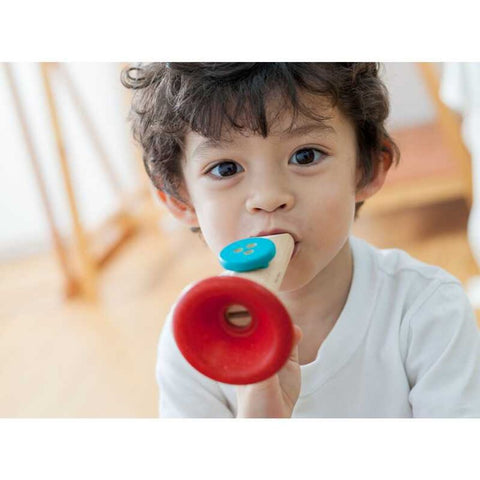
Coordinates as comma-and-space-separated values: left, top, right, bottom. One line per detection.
219, 237, 276, 272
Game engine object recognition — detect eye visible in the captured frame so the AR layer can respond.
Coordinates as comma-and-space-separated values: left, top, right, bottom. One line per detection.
289, 148, 326, 166
207, 161, 244, 178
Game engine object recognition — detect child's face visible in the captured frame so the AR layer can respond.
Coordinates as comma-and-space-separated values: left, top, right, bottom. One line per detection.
177, 99, 374, 292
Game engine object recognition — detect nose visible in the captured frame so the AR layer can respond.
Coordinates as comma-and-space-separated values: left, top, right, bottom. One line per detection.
245, 177, 295, 214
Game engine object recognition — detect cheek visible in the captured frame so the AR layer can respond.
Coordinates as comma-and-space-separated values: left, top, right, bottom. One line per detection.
193, 196, 241, 254
313, 173, 356, 220
300, 174, 356, 246
328, 163, 357, 214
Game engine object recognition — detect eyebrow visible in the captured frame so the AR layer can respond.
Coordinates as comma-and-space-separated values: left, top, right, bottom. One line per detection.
282, 123, 336, 138
191, 123, 336, 158
192, 138, 233, 158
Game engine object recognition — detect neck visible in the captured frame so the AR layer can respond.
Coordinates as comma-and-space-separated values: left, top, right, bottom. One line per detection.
278, 239, 354, 332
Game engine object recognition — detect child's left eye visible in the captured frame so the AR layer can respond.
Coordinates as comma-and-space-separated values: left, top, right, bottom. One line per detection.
289, 148, 325, 166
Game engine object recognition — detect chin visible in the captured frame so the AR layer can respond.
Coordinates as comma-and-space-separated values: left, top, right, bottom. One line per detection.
278, 267, 315, 293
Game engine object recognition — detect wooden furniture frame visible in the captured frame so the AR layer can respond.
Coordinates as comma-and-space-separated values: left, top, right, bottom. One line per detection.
363, 62, 472, 215
4, 62, 154, 302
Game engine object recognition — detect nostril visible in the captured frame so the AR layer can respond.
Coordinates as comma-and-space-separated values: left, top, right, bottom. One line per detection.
246, 193, 294, 213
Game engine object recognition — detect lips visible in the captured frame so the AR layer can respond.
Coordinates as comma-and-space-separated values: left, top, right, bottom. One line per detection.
252, 229, 300, 243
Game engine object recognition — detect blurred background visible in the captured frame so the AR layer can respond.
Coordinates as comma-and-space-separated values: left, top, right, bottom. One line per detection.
0, 62, 479, 417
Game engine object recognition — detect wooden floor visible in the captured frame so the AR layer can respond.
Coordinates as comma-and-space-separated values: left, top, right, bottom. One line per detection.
1, 197, 479, 417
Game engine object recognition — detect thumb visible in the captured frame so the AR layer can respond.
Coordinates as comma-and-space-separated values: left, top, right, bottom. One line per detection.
288, 324, 303, 363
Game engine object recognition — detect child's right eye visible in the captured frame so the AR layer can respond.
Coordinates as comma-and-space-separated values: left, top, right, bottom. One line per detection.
207, 161, 244, 178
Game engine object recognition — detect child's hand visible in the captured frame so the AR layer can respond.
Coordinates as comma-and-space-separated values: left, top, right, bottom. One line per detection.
236, 325, 303, 418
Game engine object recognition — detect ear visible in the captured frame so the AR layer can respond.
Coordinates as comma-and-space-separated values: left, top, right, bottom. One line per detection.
355, 146, 393, 203
156, 190, 199, 227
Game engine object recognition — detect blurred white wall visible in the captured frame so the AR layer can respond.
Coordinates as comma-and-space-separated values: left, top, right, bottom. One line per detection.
383, 62, 437, 129
0, 62, 437, 261
0, 63, 140, 261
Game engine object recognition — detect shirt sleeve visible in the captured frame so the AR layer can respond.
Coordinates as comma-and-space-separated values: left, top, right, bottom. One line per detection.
403, 281, 480, 417
156, 312, 235, 418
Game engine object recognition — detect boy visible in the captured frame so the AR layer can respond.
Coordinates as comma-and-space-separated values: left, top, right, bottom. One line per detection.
122, 63, 480, 417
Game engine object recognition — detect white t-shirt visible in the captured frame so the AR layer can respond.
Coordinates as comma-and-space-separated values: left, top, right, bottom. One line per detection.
156, 236, 480, 417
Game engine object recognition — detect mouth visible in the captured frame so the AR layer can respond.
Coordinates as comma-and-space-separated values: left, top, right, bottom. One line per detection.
251, 229, 300, 259
252, 229, 299, 242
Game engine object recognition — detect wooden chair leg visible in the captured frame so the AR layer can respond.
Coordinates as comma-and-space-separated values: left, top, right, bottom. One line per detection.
40, 62, 98, 303
59, 64, 140, 235
4, 63, 80, 298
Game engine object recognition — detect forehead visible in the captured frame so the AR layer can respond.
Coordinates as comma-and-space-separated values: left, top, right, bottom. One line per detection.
184, 96, 352, 156
268, 94, 335, 135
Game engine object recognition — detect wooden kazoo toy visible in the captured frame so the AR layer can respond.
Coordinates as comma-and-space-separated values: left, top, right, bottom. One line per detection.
172, 233, 295, 384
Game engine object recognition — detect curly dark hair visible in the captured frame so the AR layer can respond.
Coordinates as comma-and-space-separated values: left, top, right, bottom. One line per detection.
121, 62, 399, 214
